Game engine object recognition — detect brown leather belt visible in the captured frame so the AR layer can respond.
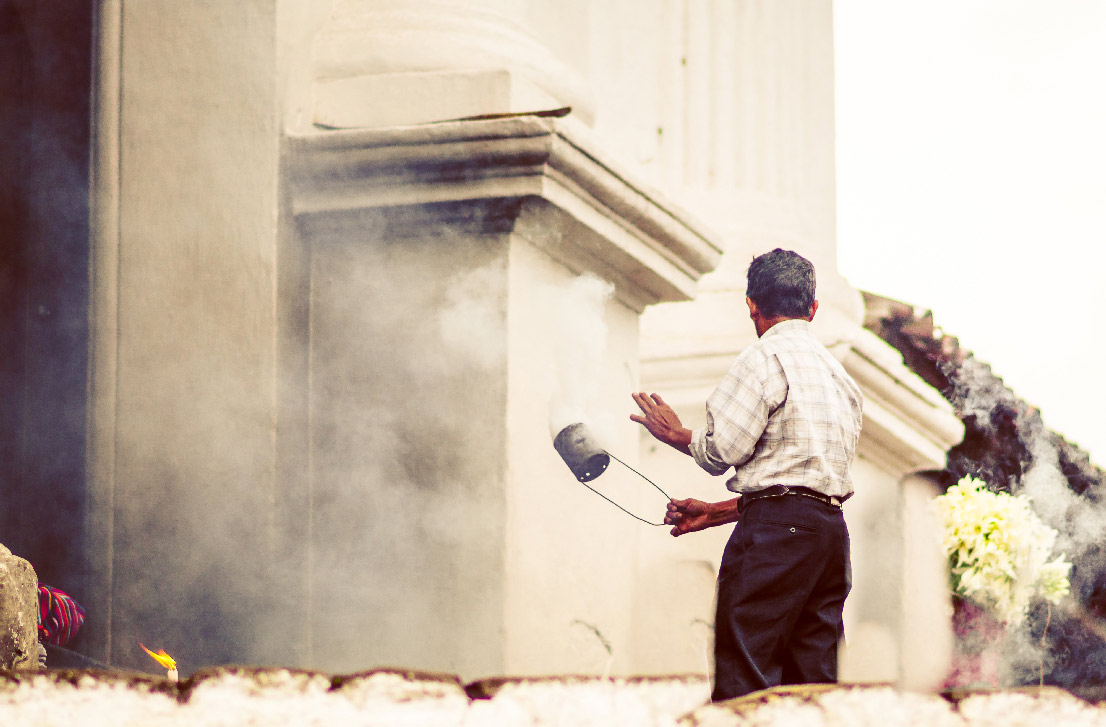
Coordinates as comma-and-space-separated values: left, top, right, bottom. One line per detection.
737, 485, 843, 512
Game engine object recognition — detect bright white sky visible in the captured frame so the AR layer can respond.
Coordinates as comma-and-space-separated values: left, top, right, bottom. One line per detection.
834, 0, 1106, 466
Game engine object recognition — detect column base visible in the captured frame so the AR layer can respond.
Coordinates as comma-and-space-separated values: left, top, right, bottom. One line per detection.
314, 69, 563, 130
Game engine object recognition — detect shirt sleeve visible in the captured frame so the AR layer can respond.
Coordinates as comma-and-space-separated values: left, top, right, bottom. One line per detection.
689, 353, 785, 476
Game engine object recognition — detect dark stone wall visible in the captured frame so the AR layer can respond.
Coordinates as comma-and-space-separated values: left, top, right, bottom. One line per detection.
865, 293, 1106, 688
0, 0, 92, 611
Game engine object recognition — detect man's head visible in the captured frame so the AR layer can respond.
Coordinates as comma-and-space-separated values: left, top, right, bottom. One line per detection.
745, 248, 817, 336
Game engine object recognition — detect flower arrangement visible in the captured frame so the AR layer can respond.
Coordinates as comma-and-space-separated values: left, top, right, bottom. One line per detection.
932, 475, 1071, 626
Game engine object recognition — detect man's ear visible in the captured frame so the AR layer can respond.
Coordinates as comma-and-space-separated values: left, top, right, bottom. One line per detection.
746, 296, 758, 317
807, 300, 819, 321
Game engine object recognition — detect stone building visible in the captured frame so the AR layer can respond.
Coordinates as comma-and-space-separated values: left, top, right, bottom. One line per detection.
1, 0, 962, 686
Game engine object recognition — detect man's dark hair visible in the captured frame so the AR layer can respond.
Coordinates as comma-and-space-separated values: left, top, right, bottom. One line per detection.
746, 248, 816, 318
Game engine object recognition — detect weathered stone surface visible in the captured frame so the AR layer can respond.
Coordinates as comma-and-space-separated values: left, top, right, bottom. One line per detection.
679, 683, 1106, 727
0, 544, 38, 670
1, 672, 1105, 726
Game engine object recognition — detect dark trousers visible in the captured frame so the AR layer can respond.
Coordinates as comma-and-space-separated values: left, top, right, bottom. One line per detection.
711, 493, 851, 702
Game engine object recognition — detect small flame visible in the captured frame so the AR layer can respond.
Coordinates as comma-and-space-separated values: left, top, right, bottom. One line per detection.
140, 642, 177, 670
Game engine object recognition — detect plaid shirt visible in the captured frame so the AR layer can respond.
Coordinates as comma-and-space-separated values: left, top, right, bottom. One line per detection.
689, 319, 863, 500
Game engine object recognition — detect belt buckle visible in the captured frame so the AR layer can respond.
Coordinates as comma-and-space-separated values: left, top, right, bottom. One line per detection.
807, 492, 841, 508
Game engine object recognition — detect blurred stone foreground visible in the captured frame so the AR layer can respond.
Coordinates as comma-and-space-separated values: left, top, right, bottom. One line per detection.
10, 450, 1101, 724
0, 669, 1104, 726
4, 559, 1105, 726
3, 561, 1099, 727
0, 545, 38, 672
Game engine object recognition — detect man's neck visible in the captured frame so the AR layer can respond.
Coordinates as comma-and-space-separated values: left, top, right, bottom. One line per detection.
756, 316, 806, 338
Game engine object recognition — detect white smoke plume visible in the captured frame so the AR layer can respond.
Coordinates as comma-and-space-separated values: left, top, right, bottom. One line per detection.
948, 357, 1019, 425
544, 274, 616, 448
436, 261, 507, 371
1022, 437, 1106, 562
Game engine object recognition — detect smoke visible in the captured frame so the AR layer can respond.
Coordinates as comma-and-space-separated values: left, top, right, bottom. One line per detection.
941, 354, 1106, 687
944, 357, 1017, 426
995, 617, 1056, 688
942, 356, 1034, 492
0, 0, 97, 661
295, 232, 514, 677
1022, 437, 1106, 562
545, 274, 617, 448
436, 262, 508, 371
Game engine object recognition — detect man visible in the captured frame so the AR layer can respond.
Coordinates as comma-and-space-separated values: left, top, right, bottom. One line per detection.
630, 248, 863, 701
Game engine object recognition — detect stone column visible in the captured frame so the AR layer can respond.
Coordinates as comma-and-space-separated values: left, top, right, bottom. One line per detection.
288, 116, 720, 678
310, 0, 595, 129
899, 472, 955, 690
88, 0, 284, 671
0, 544, 38, 671
628, 0, 858, 355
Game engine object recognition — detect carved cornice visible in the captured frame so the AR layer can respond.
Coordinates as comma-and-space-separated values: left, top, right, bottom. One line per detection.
843, 328, 964, 475
286, 116, 723, 310
640, 324, 964, 478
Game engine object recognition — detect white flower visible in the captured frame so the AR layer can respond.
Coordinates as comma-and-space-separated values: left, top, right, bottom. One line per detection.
932, 475, 1072, 626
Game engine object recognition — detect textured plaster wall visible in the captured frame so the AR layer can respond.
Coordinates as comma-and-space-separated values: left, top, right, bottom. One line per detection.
97, 0, 283, 670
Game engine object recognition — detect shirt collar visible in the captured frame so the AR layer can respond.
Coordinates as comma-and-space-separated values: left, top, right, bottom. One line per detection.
761, 318, 811, 339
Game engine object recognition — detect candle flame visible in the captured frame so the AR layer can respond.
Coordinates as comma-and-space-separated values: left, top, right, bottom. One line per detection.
140, 643, 177, 670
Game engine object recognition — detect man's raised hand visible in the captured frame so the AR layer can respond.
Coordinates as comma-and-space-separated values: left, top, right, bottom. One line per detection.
630, 392, 692, 454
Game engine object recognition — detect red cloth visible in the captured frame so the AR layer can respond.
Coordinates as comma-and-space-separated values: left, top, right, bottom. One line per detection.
38, 585, 85, 646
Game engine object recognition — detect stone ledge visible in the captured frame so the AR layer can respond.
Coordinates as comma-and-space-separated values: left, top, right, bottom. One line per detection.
287, 115, 723, 310
686, 683, 1104, 727
0, 668, 709, 725
638, 323, 966, 477
843, 328, 965, 474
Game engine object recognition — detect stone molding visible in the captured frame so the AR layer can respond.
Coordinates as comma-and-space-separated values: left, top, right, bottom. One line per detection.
287, 116, 723, 311
843, 328, 964, 475
639, 324, 963, 477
